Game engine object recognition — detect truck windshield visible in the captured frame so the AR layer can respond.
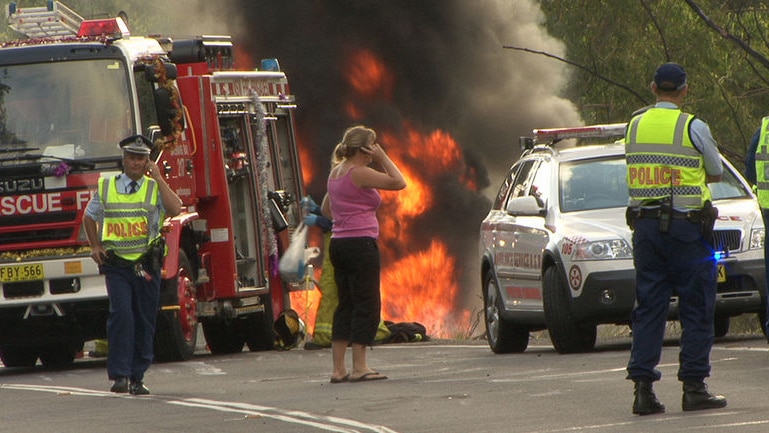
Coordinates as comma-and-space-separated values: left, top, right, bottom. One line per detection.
0, 59, 132, 161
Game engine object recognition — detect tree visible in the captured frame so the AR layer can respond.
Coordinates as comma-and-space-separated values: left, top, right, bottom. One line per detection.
535, 0, 769, 165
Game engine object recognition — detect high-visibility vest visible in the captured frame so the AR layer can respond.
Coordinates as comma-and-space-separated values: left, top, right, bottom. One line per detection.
754, 116, 769, 208
625, 108, 710, 209
99, 176, 160, 261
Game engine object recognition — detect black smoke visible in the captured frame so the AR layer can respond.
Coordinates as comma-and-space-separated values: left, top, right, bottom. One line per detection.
183, 0, 581, 331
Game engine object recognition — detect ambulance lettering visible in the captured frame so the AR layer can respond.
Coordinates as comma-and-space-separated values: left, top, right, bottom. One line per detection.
627, 166, 682, 186
496, 252, 541, 269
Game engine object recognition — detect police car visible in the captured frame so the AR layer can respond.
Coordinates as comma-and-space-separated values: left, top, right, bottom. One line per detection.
479, 123, 766, 354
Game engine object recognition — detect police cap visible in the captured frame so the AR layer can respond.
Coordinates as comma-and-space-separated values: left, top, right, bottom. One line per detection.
119, 134, 154, 155
654, 62, 687, 91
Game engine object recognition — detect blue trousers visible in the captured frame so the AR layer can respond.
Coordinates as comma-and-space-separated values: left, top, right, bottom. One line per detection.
626, 217, 717, 383
103, 264, 160, 382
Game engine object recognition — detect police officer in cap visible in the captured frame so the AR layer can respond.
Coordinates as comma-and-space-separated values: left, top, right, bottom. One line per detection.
84, 134, 182, 395
624, 63, 727, 415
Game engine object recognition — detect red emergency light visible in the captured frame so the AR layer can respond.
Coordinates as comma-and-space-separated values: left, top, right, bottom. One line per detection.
77, 17, 130, 38
534, 123, 627, 141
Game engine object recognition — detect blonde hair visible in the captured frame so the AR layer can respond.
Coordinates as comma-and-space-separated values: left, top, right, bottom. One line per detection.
331, 125, 376, 167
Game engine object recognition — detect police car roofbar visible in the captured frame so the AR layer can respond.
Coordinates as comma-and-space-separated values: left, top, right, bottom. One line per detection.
534, 123, 627, 143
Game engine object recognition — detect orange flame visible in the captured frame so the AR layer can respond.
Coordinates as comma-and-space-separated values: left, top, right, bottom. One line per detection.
293, 48, 476, 339
345, 49, 393, 99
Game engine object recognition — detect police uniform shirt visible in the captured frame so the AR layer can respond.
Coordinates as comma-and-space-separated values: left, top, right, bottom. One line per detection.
84, 174, 166, 239
652, 101, 723, 177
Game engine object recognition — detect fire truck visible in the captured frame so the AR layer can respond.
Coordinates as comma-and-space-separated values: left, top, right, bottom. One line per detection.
0, 2, 307, 367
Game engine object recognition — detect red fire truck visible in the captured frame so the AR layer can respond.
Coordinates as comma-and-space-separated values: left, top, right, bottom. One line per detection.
0, 2, 306, 367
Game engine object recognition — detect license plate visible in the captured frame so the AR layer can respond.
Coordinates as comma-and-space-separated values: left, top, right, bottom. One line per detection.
717, 264, 726, 283
0, 263, 45, 283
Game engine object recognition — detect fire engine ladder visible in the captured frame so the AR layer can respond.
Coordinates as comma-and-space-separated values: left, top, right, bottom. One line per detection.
6, 1, 83, 38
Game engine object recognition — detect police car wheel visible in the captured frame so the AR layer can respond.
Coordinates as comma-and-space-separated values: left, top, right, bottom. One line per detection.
542, 266, 596, 354
0, 344, 39, 367
713, 315, 730, 338
483, 270, 529, 354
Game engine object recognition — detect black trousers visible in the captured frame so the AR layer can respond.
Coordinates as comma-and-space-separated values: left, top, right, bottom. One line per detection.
329, 237, 381, 345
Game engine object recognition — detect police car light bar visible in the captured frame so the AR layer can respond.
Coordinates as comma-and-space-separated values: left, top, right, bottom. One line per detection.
534, 123, 628, 142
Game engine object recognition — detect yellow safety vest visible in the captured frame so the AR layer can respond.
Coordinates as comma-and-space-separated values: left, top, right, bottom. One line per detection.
99, 176, 160, 261
754, 116, 769, 208
625, 108, 710, 209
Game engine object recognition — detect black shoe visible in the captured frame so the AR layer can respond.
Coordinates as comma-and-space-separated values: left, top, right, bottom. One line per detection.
632, 380, 665, 415
110, 377, 128, 393
682, 381, 727, 411
129, 381, 150, 395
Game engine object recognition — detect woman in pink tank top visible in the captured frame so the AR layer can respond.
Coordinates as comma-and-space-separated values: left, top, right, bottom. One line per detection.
322, 125, 406, 383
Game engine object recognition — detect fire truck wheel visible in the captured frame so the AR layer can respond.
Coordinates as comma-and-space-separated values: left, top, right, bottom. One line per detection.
154, 250, 198, 362
483, 270, 529, 354
241, 304, 275, 352
202, 320, 245, 354
39, 341, 82, 368
542, 266, 597, 354
0, 344, 40, 368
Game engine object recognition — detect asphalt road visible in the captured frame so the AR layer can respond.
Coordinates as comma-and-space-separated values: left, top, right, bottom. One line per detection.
1, 333, 769, 433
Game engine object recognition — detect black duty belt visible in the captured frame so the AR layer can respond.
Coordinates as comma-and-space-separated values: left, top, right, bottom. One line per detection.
636, 207, 703, 222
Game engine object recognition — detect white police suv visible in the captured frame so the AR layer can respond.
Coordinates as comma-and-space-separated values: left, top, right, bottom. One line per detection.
479, 123, 765, 354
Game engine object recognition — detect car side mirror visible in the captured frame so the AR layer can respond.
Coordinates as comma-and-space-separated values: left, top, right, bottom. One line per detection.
506, 195, 545, 217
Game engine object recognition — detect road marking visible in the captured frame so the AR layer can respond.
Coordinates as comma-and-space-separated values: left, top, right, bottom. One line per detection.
0, 384, 399, 433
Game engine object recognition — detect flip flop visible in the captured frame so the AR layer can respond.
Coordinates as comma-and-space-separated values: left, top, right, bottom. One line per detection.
349, 372, 388, 383
329, 374, 349, 384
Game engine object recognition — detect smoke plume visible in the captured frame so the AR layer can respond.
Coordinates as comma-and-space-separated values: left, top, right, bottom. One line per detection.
161, 0, 583, 333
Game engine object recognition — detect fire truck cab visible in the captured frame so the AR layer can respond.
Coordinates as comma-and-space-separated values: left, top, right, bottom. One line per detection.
0, 2, 306, 367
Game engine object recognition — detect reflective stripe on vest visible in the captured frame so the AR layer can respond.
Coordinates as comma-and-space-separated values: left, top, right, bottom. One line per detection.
625, 108, 709, 209
99, 176, 159, 261
755, 116, 769, 207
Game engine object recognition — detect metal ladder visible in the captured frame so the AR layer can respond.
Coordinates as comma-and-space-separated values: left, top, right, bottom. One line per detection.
6, 1, 83, 38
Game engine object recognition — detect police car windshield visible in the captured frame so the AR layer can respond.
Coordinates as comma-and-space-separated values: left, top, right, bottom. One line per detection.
0, 59, 132, 163
560, 156, 750, 213
560, 157, 629, 212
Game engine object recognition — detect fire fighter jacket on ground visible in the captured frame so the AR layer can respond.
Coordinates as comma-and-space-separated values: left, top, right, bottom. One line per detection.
625, 107, 710, 209
99, 176, 160, 261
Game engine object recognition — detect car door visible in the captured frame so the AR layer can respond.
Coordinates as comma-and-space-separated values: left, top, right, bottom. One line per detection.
493, 157, 550, 312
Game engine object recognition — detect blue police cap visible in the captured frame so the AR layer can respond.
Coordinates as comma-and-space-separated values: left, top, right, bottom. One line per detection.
654, 63, 687, 91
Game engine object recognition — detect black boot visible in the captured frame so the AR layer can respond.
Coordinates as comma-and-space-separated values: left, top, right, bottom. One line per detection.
110, 377, 128, 393
632, 380, 665, 415
682, 381, 727, 411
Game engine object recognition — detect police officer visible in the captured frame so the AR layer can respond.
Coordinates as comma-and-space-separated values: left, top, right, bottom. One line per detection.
83, 135, 182, 395
624, 63, 727, 415
744, 122, 769, 338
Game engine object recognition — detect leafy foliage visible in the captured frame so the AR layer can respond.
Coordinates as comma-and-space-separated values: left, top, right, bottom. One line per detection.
538, 0, 769, 165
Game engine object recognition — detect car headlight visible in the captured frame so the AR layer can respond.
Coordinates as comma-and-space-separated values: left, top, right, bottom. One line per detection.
574, 239, 633, 260
750, 228, 765, 250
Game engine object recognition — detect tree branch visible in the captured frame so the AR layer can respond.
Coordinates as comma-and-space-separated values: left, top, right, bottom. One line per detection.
683, 0, 769, 70
641, 0, 670, 61
502, 45, 650, 105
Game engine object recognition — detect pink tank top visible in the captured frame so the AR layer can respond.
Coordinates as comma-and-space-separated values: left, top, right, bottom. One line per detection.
327, 168, 381, 239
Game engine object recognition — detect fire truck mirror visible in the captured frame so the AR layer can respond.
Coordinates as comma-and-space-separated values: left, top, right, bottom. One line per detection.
143, 62, 178, 83
153, 86, 183, 136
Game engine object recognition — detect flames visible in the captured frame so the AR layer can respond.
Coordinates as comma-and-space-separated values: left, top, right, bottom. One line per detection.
291, 48, 478, 339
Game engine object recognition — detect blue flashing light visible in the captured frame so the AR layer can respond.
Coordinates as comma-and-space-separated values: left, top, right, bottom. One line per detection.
260, 58, 280, 71
713, 250, 727, 261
